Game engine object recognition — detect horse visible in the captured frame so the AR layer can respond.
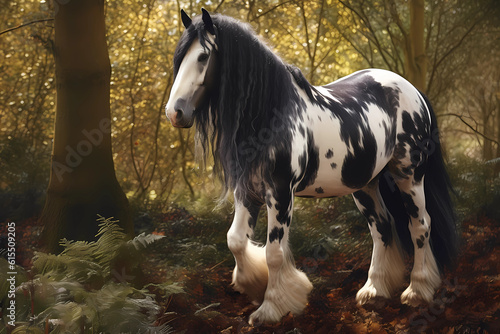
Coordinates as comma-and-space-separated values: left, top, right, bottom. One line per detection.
165, 9, 457, 325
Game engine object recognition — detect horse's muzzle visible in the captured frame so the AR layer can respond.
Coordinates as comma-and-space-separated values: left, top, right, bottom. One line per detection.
166, 98, 194, 128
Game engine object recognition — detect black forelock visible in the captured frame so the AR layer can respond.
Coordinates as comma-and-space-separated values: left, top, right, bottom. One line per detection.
173, 17, 215, 78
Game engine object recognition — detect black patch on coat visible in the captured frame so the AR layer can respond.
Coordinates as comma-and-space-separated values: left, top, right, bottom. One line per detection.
378, 215, 393, 246
298, 125, 305, 137
413, 163, 426, 184
393, 109, 431, 181
416, 235, 425, 248
353, 191, 377, 224
340, 129, 378, 189
315, 187, 324, 194
269, 226, 284, 243
296, 130, 319, 192
292, 71, 402, 190
325, 149, 334, 159
330, 162, 337, 169
237, 194, 263, 230
271, 149, 295, 227
401, 192, 419, 219
353, 190, 393, 246
246, 205, 261, 230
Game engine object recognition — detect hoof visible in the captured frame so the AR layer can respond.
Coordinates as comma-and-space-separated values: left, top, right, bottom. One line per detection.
248, 300, 285, 326
249, 267, 312, 325
401, 284, 432, 307
356, 278, 392, 306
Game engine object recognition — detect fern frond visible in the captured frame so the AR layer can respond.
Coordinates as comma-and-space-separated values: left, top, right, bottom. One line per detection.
33, 252, 105, 285
11, 326, 44, 334
93, 216, 127, 268
59, 239, 96, 260
12, 217, 174, 333
128, 232, 164, 251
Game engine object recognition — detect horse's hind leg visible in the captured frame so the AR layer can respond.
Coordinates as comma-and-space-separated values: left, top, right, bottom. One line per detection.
395, 175, 440, 306
353, 178, 405, 305
227, 192, 268, 304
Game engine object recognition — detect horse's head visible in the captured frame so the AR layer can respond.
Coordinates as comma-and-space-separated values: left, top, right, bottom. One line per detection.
166, 9, 218, 128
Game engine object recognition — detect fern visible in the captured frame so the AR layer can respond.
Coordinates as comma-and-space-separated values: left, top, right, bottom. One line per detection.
2, 217, 175, 334
128, 232, 165, 251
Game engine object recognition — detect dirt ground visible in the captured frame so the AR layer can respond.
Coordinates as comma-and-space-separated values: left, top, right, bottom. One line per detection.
2, 214, 499, 333
152, 215, 500, 333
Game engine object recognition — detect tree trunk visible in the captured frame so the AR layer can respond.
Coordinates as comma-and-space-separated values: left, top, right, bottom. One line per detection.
496, 93, 500, 157
496, 92, 500, 175
40, 0, 133, 253
405, 0, 427, 92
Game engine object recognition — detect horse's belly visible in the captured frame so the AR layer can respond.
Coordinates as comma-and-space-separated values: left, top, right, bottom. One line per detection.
291, 112, 392, 198
295, 169, 356, 198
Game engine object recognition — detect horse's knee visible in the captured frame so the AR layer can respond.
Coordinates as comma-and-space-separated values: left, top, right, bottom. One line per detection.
227, 229, 247, 255
266, 245, 284, 271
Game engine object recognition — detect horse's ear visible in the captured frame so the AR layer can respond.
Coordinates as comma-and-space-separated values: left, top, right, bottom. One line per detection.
181, 9, 192, 29
201, 8, 216, 35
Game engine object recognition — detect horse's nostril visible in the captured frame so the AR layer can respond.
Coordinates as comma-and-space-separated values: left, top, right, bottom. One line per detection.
174, 98, 187, 120
175, 109, 183, 119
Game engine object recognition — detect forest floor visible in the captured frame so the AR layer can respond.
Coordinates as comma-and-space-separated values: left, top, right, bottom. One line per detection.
148, 214, 500, 334
4, 212, 499, 334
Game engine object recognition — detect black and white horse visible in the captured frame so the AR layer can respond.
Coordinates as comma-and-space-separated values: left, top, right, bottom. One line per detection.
165, 9, 457, 325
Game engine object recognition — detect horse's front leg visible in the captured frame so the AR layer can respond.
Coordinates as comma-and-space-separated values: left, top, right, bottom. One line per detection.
227, 192, 267, 304
249, 190, 313, 325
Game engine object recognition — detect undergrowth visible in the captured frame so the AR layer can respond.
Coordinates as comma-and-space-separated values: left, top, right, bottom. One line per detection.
0, 217, 182, 334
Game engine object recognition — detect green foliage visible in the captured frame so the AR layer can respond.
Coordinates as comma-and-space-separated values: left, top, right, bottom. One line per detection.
153, 192, 369, 272
0, 217, 176, 334
0, 136, 47, 221
448, 156, 500, 222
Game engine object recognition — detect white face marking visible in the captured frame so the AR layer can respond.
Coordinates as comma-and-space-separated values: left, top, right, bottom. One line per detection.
165, 35, 215, 127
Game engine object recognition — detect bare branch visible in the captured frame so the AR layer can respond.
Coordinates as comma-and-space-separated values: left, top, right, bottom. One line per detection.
0, 18, 53, 37
252, 0, 295, 21
440, 113, 500, 146
214, 0, 226, 12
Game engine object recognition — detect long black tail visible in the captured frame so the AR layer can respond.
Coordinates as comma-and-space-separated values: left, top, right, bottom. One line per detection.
421, 94, 458, 269
380, 94, 458, 271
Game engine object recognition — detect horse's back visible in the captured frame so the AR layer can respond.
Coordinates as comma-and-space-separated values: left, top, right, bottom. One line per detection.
293, 69, 427, 197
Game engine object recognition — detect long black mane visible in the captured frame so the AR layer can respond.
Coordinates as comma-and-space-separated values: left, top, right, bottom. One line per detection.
173, 13, 306, 194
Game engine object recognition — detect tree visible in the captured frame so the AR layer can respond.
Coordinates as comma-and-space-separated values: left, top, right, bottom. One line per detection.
336, 0, 494, 95
405, 0, 426, 91
1, 0, 498, 215
40, 0, 133, 252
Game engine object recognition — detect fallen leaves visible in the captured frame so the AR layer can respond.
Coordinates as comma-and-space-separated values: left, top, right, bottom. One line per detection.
151, 214, 500, 333
3, 212, 499, 333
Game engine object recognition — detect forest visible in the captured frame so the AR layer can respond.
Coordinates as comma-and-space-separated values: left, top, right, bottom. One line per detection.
0, 0, 499, 333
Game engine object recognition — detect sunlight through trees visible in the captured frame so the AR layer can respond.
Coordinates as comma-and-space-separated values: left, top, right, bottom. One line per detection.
0, 0, 499, 210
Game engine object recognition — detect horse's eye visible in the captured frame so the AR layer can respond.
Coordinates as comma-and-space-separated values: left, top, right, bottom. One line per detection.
198, 53, 209, 63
